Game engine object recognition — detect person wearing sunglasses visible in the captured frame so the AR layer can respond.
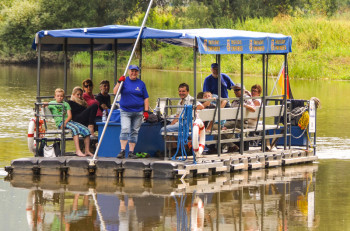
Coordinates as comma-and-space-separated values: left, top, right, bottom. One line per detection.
82, 79, 103, 122
220, 83, 256, 152
231, 84, 255, 112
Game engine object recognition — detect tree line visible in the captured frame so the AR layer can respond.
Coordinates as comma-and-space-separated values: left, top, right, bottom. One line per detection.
0, 0, 349, 63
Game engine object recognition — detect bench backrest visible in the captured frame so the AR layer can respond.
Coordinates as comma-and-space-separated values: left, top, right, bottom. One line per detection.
197, 105, 284, 122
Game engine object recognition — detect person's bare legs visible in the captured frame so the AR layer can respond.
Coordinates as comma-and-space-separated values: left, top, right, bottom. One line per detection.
129, 142, 136, 152
88, 125, 95, 136
120, 140, 128, 150
84, 136, 93, 156
73, 135, 85, 156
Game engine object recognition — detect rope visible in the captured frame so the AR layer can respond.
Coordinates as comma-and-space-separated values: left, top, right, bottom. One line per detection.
173, 194, 189, 231
310, 97, 321, 109
291, 110, 313, 148
290, 97, 320, 147
172, 105, 193, 161
173, 191, 197, 231
290, 106, 307, 117
298, 111, 309, 130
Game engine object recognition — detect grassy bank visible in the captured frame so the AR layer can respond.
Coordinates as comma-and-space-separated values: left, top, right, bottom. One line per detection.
69, 16, 350, 80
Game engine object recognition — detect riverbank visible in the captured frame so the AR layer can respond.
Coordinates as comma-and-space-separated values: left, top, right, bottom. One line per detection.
1, 16, 349, 80
70, 16, 350, 80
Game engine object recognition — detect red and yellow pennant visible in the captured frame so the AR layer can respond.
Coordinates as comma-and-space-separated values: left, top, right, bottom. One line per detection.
277, 65, 293, 99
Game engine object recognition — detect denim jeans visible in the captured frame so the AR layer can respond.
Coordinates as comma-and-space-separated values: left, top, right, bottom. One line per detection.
160, 122, 179, 133
120, 109, 143, 144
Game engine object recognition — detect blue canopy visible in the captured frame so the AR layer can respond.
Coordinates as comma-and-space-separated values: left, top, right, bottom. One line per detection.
33, 25, 292, 54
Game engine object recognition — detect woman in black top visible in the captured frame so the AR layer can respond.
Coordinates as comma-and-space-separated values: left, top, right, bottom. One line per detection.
68, 86, 98, 136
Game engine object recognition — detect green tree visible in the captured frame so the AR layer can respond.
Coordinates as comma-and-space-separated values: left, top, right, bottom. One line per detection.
37, 0, 98, 29
0, 0, 40, 55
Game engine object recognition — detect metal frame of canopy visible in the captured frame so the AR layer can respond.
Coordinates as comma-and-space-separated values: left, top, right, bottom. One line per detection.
33, 25, 298, 157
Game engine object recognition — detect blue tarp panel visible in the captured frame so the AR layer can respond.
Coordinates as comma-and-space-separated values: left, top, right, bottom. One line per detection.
33, 25, 292, 54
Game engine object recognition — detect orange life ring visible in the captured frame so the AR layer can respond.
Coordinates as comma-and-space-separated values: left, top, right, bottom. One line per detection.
192, 118, 205, 157
28, 118, 45, 154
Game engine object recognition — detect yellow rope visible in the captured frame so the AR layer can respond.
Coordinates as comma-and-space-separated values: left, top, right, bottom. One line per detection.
298, 111, 309, 130
298, 111, 313, 148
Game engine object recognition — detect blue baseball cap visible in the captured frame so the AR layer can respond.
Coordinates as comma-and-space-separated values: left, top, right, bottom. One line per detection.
211, 63, 219, 68
129, 65, 140, 71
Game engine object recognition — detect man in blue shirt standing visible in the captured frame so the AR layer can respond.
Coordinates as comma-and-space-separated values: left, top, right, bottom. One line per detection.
203, 63, 235, 106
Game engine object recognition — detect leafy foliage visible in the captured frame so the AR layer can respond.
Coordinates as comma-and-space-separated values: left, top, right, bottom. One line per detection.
0, 0, 350, 79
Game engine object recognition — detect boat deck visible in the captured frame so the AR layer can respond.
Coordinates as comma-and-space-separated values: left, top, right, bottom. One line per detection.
5, 147, 317, 179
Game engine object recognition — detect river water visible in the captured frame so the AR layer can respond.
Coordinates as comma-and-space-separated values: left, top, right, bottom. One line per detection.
0, 64, 349, 230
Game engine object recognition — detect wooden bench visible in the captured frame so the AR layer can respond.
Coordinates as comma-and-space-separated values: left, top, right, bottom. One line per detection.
194, 104, 284, 145
162, 104, 284, 136
197, 104, 284, 133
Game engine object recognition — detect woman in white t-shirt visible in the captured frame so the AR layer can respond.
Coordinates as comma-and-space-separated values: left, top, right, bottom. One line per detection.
251, 84, 262, 106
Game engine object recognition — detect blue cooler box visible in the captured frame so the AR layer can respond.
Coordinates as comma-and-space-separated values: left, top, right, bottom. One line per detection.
269, 126, 308, 146
97, 122, 164, 157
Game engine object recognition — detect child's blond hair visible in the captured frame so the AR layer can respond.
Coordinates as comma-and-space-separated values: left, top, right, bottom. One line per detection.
55, 88, 65, 96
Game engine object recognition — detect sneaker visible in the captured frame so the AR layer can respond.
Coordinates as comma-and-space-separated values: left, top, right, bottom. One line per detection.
128, 151, 138, 159
136, 152, 150, 158
117, 150, 125, 159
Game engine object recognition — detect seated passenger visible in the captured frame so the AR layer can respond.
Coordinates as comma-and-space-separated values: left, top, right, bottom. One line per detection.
161, 83, 204, 133
68, 86, 98, 136
230, 83, 255, 112
248, 84, 262, 127
248, 84, 262, 106
47, 88, 93, 157
222, 84, 255, 152
95, 80, 112, 112
82, 79, 102, 121
200, 91, 233, 154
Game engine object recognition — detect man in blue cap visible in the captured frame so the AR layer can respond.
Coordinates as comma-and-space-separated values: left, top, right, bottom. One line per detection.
203, 63, 235, 107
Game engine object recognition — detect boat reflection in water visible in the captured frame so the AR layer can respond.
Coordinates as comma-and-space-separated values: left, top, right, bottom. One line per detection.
8, 164, 318, 230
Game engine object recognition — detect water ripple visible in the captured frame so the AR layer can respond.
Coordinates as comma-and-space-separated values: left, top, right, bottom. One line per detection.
317, 137, 350, 159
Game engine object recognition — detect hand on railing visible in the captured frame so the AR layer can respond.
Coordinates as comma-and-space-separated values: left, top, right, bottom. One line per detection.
118, 75, 126, 83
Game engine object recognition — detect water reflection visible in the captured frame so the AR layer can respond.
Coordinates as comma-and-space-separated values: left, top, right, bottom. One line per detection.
6, 164, 317, 230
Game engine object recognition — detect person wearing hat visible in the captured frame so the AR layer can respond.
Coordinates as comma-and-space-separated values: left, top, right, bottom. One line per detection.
217, 83, 256, 153
113, 65, 149, 159
231, 83, 255, 112
203, 63, 235, 107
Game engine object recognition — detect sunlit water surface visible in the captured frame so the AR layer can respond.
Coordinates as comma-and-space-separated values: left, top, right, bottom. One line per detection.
0, 64, 349, 230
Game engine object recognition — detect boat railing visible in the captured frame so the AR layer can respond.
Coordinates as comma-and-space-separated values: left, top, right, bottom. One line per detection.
160, 94, 296, 158
34, 101, 72, 156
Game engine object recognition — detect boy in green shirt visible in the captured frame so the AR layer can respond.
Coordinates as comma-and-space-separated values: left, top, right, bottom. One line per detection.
47, 88, 93, 157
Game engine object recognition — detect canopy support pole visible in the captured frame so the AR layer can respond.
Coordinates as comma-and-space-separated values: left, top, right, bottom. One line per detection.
283, 54, 288, 150
193, 39, 197, 113
63, 38, 68, 95
217, 54, 221, 156
114, 39, 118, 86
265, 55, 269, 95
239, 54, 244, 155
262, 54, 266, 152
139, 40, 142, 79
36, 38, 41, 100
90, 39, 94, 80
